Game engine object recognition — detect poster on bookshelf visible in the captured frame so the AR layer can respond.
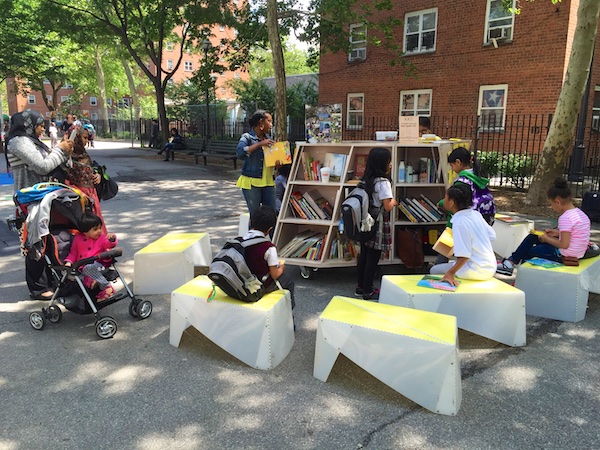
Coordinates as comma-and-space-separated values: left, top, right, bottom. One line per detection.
305, 104, 342, 143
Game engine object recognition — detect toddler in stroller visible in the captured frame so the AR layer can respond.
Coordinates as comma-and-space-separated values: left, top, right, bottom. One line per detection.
15, 182, 152, 339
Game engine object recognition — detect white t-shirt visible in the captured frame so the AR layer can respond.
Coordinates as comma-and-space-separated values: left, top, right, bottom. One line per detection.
450, 208, 497, 279
371, 178, 393, 207
242, 229, 279, 266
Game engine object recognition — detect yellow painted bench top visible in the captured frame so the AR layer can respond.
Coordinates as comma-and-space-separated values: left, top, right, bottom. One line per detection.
138, 233, 207, 254
521, 255, 600, 274
320, 296, 456, 345
384, 275, 522, 294
173, 275, 285, 311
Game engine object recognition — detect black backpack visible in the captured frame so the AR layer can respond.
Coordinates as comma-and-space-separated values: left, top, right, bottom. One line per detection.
582, 191, 600, 223
208, 236, 269, 302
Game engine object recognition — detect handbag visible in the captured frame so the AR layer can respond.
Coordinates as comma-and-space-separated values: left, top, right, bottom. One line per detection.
395, 228, 425, 268
93, 162, 118, 201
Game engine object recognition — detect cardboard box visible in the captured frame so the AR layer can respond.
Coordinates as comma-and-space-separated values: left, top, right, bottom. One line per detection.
433, 228, 454, 258
375, 131, 398, 141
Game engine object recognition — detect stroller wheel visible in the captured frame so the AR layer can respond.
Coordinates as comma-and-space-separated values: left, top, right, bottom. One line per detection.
29, 311, 46, 330
47, 305, 63, 323
136, 300, 153, 320
95, 316, 117, 339
128, 302, 138, 318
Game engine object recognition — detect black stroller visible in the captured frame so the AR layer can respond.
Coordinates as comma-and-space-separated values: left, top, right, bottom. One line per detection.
14, 183, 152, 339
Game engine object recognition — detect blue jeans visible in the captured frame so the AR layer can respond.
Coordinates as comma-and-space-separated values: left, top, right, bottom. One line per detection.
509, 234, 561, 264
242, 186, 276, 215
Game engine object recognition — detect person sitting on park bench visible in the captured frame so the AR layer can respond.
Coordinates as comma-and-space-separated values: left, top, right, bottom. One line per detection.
158, 128, 185, 161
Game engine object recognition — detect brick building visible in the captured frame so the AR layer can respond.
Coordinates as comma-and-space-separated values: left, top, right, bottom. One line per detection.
318, 0, 600, 139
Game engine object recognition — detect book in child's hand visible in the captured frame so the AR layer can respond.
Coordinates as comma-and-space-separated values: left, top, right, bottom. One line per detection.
263, 141, 292, 167
417, 275, 459, 292
530, 229, 544, 236
526, 257, 563, 268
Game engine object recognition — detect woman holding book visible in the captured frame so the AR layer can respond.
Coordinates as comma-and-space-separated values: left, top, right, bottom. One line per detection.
236, 110, 276, 215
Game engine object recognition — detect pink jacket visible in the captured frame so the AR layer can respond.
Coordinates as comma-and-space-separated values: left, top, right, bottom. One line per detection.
65, 233, 118, 265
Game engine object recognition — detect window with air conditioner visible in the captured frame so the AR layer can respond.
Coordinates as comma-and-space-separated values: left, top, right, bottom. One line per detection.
90, 96, 97, 106
478, 84, 508, 130
347, 93, 364, 130
400, 90, 432, 116
348, 23, 367, 62
28, 95, 36, 104
404, 9, 437, 54
485, 0, 515, 44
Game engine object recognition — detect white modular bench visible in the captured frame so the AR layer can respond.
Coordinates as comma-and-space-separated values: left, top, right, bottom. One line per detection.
514, 256, 600, 322
170, 275, 294, 370
492, 216, 535, 259
379, 275, 526, 347
238, 213, 250, 236
134, 232, 212, 295
314, 296, 461, 416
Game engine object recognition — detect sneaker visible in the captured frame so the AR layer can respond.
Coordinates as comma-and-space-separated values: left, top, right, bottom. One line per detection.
354, 287, 364, 297
496, 259, 514, 276
363, 288, 380, 301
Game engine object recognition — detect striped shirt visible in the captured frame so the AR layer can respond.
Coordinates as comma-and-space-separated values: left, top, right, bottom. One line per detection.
558, 207, 590, 258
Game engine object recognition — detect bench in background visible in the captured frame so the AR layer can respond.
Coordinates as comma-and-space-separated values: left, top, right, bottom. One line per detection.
199, 140, 239, 169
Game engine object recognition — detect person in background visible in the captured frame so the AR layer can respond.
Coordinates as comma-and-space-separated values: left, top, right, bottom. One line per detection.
158, 127, 185, 161
355, 147, 397, 301
6, 109, 74, 300
149, 119, 159, 148
497, 177, 591, 276
83, 122, 95, 148
419, 116, 431, 136
275, 164, 291, 213
48, 122, 58, 148
60, 114, 73, 139
430, 183, 497, 286
236, 110, 276, 215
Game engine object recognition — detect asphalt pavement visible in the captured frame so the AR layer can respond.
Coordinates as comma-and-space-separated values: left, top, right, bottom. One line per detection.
0, 140, 599, 449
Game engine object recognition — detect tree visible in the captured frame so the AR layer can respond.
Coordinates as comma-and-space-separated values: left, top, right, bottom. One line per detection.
520, 0, 600, 204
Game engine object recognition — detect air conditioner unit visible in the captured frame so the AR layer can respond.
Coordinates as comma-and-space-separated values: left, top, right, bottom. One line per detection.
488, 27, 510, 41
350, 48, 366, 61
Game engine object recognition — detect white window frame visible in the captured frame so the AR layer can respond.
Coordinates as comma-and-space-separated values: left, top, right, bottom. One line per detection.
478, 84, 508, 130
90, 96, 97, 106
348, 23, 367, 62
400, 89, 432, 117
592, 86, 600, 131
219, 25, 225, 31
106, 98, 112, 107
184, 61, 193, 71
167, 79, 175, 86
43, 79, 50, 85
28, 95, 36, 104
347, 93, 364, 130
62, 82, 73, 89
91, 112, 98, 120
166, 42, 174, 51
167, 59, 174, 70
403, 8, 438, 54
484, 0, 515, 44
61, 95, 69, 102
46, 95, 52, 102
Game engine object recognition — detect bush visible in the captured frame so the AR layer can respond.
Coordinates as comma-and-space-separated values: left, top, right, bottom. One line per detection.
477, 150, 538, 189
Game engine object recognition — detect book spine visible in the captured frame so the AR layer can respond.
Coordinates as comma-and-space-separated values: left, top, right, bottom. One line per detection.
299, 197, 319, 219
289, 196, 308, 219
404, 198, 426, 222
409, 198, 435, 222
421, 194, 444, 217
303, 192, 327, 220
398, 200, 418, 223
417, 199, 441, 221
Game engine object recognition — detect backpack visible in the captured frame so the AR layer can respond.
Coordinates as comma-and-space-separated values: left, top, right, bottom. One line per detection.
207, 236, 269, 302
341, 178, 384, 242
582, 191, 600, 222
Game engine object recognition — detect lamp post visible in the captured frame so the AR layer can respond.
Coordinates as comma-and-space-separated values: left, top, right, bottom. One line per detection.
113, 88, 119, 138
201, 39, 212, 145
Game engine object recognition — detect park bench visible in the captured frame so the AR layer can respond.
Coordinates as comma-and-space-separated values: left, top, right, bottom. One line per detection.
198, 140, 239, 169
171, 137, 203, 162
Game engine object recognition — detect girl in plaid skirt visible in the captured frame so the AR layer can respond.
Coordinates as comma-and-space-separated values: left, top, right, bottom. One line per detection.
356, 147, 397, 300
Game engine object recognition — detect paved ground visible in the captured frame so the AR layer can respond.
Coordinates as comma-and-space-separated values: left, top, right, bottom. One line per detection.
0, 141, 599, 449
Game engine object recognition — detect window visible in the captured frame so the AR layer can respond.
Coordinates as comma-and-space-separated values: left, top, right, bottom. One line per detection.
167, 59, 174, 70
219, 25, 225, 31
234, 73, 240, 80
184, 61, 193, 71
43, 79, 50, 85
404, 9, 437, 54
221, 87, 226, 94
90, 96, 97, 106
63, 82, 73, 89
27, 95, 36, 104
45, 112, 51, 117
166, 42, 174, 51
61, 95, 69, 102
347, 93, 364, 130
400, 89, 432, 116
592, 86, 600, 131
91, 112, 98, 120
348, 23, 367, 62
478, 84, 508, 130
167, 79, 175, 86
485, 0, 515, 44
106, 98, 112, 107
46, 95, 52, 102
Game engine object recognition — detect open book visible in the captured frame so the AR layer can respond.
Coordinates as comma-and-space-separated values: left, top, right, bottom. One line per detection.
417, 275, 460, 292
263, 141, 292, 167
525, 257, 563, 268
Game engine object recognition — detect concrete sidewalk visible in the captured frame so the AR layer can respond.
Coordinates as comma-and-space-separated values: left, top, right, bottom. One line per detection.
0, 142, 598, 449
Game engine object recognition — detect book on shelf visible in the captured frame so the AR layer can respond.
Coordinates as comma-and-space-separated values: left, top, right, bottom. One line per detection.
323, 153, 348, 182
417, 275, 460, 292
398, 199, 418, 223
279, 230, 324, 258
525, 257, 563, 268
420, 194, 445, 218
405, 198, 428, 222
397, 195, 444, 223
300, 197, 321, 220
289, 194, 308, 219
300, 153, 311, 181
354, 154, 367, 179
302, 190, 332, 220
262, 141, 292, 167
408, 198, 437, 222
416, 198, 442, 221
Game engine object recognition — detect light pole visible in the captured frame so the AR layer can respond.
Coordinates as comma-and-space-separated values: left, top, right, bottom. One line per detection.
113, 88, 119, 138
201, 39, 212, 145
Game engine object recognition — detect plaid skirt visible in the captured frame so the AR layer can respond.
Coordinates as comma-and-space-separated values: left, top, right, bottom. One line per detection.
364, 210, 392, 251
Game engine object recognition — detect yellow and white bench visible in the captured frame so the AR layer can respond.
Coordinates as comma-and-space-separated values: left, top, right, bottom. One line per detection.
314, 296, 461, 416
492, 216, 535, 259
170, 275, 294, 370
134, 232, 212, 294
514, 256, 600, 322
379, 275, 526, 347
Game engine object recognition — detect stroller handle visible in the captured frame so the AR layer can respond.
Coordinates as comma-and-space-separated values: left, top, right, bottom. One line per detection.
72, 247, 123, 269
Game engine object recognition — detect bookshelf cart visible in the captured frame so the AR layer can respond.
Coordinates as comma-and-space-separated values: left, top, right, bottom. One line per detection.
273, 140, 470, 278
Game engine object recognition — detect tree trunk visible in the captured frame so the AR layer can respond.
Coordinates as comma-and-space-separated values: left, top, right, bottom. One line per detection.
266, 0, 287, 141
121, 56, 141, 120
526, 0, 600, 205
94, 45, 109, 124
155, 81, 169, 144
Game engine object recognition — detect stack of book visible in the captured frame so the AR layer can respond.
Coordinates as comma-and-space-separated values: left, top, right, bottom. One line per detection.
397, 194, 444, 223
329, 237, 359, 260
279, 230, 325, 259
300, 153, 322, 181
289, 190, 334, 220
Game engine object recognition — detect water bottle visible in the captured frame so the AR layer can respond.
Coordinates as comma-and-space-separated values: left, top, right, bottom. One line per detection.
338, 217, 344, 234
398, 161, 405, 183
405, 164, 413, 183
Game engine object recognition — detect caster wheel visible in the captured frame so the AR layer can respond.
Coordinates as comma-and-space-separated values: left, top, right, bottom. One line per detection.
128, 302, 138, 318
96, 316, 117, 339
29, 311, 46, 330
135, 300, 152, 320
47, 305, 63, 323
300, 266, 312, 279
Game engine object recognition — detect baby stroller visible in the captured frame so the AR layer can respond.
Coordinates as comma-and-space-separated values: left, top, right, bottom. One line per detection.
14, 183, 152, 339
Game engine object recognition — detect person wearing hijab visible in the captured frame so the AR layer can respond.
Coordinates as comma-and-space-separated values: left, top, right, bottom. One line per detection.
7, 109, 73, 300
